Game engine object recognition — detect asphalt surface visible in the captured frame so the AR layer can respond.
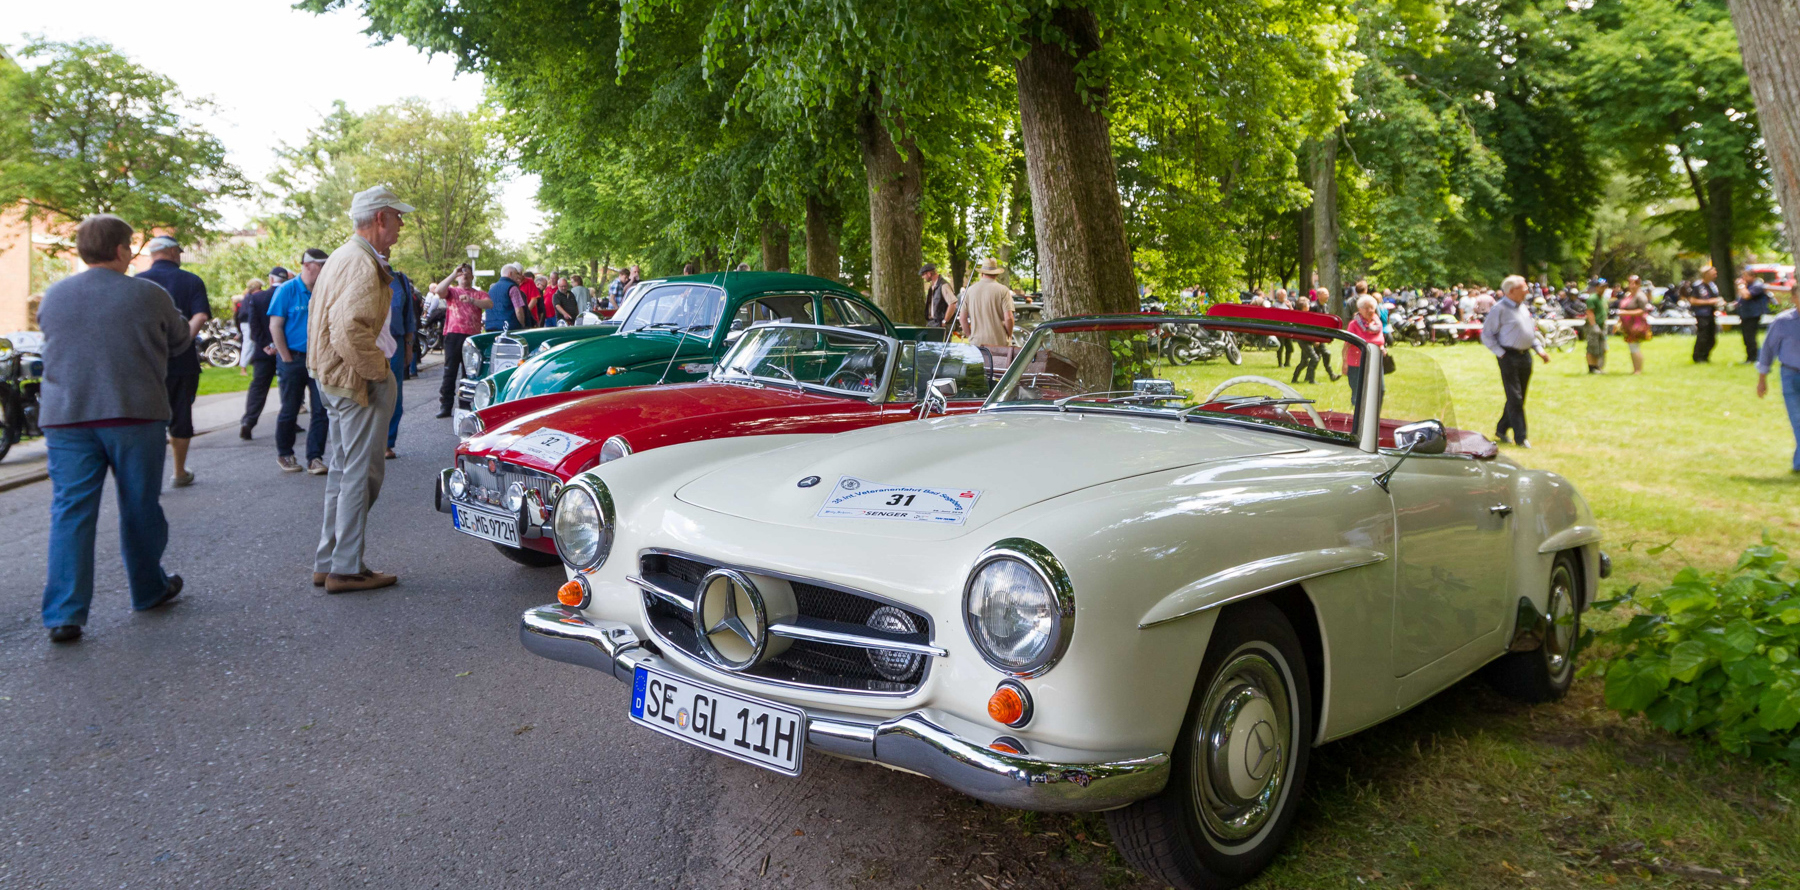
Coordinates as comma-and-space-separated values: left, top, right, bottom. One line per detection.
0, 372, 1135, 890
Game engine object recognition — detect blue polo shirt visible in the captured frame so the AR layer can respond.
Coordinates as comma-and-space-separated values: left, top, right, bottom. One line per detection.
485, 278, 522, 331
135, 259, 209, 377
390, 272, 419, 340
267, 277, 314, 355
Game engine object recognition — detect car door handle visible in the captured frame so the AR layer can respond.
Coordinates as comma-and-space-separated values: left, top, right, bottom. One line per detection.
1489, 504, 1513, 516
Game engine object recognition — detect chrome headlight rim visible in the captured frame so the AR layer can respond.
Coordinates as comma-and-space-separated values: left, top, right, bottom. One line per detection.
962, 538, 1075, 679
598, 435, 632, 464
472, 379, 496, 412
462, 340, 483, 378
552, 480, 615, 571
447, 468, 469, 500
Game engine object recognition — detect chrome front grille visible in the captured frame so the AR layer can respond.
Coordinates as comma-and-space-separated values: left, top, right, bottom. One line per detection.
636, 552, 937, 695
457, 379, 477, 408
455, 456, 560, 510
490, 336, 527, 373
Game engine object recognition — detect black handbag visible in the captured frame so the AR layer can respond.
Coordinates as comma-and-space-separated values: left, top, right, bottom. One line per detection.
1381, 352, 1397, 375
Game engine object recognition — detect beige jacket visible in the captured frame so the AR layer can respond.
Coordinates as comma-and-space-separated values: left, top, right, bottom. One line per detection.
307, 236, 393, 405
960, 278, 1014, 348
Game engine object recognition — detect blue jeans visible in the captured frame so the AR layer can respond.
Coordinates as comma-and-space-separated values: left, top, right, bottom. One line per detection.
42, 422, 172, 627
387, 351, 406, 448
276, 356, 328, 460
1783, 366, 1800, 471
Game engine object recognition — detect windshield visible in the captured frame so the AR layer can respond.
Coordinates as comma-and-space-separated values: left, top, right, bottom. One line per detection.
618, 284, 727, 334
888, 341, 996, 403
715, 325, 891, 396
988, 317, 1456, 445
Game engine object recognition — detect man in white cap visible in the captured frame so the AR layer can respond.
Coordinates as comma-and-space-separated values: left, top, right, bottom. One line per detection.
959, 258, 1015, 349
135, 235, 210, 488
306, 185, 413, 593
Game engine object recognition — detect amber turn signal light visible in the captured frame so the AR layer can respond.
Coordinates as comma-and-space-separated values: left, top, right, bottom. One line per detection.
987, 680, 1032, 727
557, 578, 589, 608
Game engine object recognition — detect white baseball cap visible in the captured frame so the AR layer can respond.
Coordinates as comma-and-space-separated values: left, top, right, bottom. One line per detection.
349, 185, 415, 220
145, 235, 181, 252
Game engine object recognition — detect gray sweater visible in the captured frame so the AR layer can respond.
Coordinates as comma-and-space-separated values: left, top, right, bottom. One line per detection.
37, 267, 193, 426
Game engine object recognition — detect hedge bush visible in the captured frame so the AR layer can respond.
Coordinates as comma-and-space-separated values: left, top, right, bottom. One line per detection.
1581, 537, 1800, 762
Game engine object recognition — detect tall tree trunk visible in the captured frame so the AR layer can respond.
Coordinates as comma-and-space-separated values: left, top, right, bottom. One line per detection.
859, 100, 926, 325
946, 206, 970, 292
1705, 176, 1738, 290
1297, 203, 1314, 300
997, 168, 1030, 288
760, 212, 791, 272
1015, 5, 1138, 318
804, 194, 840, 280
1729, 0, 1800, 261
1312, 132, 1342, 318
703, 246, 722, 273
1510, 215, 1529, 276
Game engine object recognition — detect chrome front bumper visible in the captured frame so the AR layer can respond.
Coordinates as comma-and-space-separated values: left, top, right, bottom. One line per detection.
436, 467, 548, 540
519, 604, 1170, 812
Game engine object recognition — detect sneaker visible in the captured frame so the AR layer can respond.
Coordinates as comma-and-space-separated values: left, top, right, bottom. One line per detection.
325, 570, 398, 594
142, 574, 183, 611
171, 470, 195, 488
1514, 439, 1531, 449
278, 455, 303, 473
307, 459, 328, 475
239, 425, 253, 440
48, 625, 81, 644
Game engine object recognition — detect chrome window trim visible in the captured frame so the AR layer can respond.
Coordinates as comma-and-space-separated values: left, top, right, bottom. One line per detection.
963, 538, 1076, 679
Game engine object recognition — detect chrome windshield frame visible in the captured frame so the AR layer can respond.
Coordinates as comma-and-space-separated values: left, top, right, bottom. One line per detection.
710, 322, 899, 404
981, 314, 1382, 453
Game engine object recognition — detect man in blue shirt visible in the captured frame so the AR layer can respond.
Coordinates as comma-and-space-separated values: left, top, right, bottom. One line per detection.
134, 236, 210, 488
268, 249, 330, 473
484, 263, 525, 331
385, 271, 419, 457
1738, 270, 1773, 364
1755, 283, 1800, 472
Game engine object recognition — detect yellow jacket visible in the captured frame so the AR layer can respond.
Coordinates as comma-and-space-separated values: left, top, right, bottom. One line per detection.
307, 236, 393, 405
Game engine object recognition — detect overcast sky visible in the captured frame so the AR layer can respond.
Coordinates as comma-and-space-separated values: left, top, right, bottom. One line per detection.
9, 0, 543, 245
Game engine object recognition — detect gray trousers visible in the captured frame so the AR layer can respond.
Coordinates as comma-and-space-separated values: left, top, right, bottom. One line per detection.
315, 370, 397, 576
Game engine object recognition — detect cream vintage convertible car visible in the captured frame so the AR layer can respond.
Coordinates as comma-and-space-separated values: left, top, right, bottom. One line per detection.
519, 307, 1606, 889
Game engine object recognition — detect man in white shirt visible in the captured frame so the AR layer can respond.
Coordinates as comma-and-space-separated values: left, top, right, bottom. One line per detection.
1480, 275, 1551, 447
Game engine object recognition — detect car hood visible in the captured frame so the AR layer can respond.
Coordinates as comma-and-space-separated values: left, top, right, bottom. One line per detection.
673, 411, 1306, 540
503, 331, 712, 399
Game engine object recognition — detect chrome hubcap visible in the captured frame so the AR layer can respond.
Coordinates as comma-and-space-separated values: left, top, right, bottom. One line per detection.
1545, 568, 1575, 677
1193, 652, 1291, 842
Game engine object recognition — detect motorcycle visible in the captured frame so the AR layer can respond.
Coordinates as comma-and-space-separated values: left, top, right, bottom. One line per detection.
198, 317, 241, 368
1157, 322, 1242, 365
0, 336, 43, 463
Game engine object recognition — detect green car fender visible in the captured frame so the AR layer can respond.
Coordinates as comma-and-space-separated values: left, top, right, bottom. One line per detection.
499, 332, 715, 401
465, 324, 620, 376
472, 366, 517, 410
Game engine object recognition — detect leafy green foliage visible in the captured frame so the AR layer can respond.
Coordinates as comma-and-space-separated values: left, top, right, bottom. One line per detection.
1582, 537, 1800, 761
0, 38, 247, 251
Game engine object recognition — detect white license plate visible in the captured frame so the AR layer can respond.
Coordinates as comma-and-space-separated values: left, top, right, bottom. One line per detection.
450, 505, 520, 546
630, 664, 805, 776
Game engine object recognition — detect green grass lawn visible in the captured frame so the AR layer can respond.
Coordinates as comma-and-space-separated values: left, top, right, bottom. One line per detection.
197, 364, 272, 397
966, 334, 1800, 889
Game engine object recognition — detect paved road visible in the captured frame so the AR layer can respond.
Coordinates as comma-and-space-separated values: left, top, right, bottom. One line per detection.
0, 372, 1137, 890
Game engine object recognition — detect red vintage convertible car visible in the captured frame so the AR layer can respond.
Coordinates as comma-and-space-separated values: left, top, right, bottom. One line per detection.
437, 323, 996, 565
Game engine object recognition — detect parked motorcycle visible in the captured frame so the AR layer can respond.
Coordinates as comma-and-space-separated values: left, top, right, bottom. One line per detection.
198, 317, 241, 368
0, 336, 43, 463
1158, 322, 1242, 365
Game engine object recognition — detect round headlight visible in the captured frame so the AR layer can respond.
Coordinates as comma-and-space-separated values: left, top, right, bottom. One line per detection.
447, 468, 468, 499
503, 481, 526, 513
472, 379, 495, 412
598, 435, 632, 464
964, 544, 1072, 677
462, 340, 483, 378
552, 485, 612, 569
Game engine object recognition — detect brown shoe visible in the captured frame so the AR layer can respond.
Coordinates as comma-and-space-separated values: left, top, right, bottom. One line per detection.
312, 572, 327, 587
324, 571, 397, 594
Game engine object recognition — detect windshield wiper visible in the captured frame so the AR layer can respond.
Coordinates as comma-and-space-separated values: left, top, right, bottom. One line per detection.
1177, 396, 1316, 421
1051, 390, 1167, 411
641, 321, 679, 330
757, 363, 806, 391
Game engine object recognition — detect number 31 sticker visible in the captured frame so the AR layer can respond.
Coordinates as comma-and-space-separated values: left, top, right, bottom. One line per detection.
815, 476, 983, 525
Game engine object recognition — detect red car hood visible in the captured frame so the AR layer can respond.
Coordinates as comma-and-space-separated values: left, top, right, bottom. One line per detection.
459, 382, 971, 478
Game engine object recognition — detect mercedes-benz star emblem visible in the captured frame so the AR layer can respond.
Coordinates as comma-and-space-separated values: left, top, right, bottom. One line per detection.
1244, 720, 1278, 782
797, 475, 820, 488
692, 569, 767, 671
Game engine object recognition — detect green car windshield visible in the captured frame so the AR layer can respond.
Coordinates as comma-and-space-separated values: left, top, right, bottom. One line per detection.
715, 325, 891, 396
618, 283, 728, 334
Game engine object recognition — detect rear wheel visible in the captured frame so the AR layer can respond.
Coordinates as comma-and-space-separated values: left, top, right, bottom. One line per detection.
1485, 553, 1580, 702
493, 542, 562, 568
1224, 334, 1242, 365
1108, 599, 1313, 889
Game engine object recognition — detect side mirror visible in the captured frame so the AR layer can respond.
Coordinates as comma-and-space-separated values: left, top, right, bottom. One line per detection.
918, 377, 958, 419
1393, 420, 1448, 455
929, 377, 958, 400
725, 328, 746, 343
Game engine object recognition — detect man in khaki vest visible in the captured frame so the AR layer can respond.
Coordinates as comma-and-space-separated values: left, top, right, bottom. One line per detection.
307, 185, 413, 593
960, 258, 1015, 348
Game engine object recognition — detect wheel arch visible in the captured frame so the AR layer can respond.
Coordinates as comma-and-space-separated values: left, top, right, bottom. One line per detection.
1249, 585, 1327, 748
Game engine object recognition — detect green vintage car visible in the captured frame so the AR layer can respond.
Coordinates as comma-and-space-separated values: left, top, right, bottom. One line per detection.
454, 278, 663, 400
458, 272, 943, 430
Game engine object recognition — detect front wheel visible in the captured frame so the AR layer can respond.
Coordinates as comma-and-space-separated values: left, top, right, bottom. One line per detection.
1223, 334, 1242, 365
1108, 599, 1313, 890
493, 542, 563, 568
1485, 552, 1580, 702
